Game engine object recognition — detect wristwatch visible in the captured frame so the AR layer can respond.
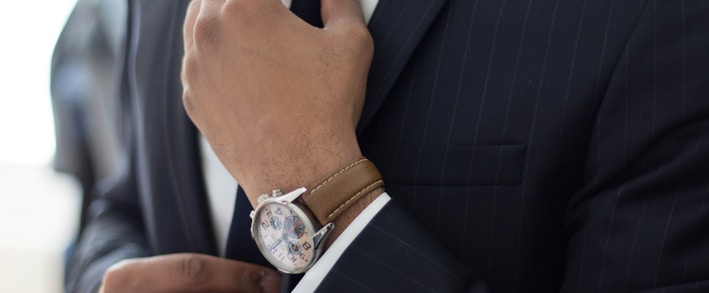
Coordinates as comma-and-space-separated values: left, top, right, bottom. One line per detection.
249, 158, 383, 274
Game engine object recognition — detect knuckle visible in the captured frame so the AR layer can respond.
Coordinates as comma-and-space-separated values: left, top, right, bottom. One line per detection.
180, 56, 200, 118
342, 24, 374, 54
179, 254, 210, 285
182, 90, 196, 118
180, 55, 195, 83
193, 14, 221, 51
185, 0, 202, 20
222, 0, 249, 16
222, 0, 269, 17
221, 0, 263, 35
187, 0, 202, 10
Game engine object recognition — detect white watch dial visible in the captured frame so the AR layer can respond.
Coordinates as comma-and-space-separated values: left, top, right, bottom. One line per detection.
254, 202, 315, 272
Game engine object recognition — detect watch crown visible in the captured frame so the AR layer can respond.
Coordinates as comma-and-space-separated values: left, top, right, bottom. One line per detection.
249, 210, 255, 219
257, 194, 270, 204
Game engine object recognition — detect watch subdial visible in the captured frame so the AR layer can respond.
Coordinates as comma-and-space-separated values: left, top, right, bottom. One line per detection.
287, 239, 302, 255
283, 216, 305, 239
269, 216, 282, 231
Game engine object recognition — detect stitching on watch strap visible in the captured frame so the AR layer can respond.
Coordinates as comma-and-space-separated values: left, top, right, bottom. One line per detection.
324, 179, 384, 222
309, 158, 369, 195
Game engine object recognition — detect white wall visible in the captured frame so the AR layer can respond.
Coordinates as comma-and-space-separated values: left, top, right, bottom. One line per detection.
0, 1, 82, 292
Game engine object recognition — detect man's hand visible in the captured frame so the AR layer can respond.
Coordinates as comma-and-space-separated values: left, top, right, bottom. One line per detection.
98, 253, 281, 293
181, 0, 374, 206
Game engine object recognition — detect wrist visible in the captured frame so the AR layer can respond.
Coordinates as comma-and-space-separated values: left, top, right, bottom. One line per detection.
249, 158, 383, 274
239, 130, 363, 207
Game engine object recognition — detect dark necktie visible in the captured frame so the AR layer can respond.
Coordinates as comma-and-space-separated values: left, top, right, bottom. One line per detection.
290, 0, 323, 28
224, 188, 269, 264
224, 2, 322, 291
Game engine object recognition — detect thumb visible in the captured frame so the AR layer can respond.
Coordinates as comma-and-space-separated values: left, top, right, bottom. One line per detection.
101, 254, 281, 293
321, 0, 366, 29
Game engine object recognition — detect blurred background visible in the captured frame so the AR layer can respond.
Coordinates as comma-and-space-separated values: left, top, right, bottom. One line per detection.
0, 0, 88, 291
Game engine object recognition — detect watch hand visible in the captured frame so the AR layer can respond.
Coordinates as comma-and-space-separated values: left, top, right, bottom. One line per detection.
269, 238, 282, 250
283, 218, 295, 238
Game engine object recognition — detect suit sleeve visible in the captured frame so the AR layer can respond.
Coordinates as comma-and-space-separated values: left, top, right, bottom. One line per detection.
64, 88, 152, 293
317, 201, 488, 293
562, 1, 709, 292
65, 169, 152, 293
64, 3, 153, 292
317, 1, 709, 292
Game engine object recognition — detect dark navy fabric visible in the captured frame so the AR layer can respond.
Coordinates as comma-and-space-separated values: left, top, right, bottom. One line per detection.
290, 0, 322, 28
225, 187, 269, 266
66, 0, 709, 292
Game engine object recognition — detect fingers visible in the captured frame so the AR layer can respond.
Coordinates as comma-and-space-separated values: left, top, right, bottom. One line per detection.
101, 254, 281, 293
182, 0, 201, 100
183, 0, 201, 52
171, 254, 281, 292
192, 0, 226, 52
182, 0, 225, 116
321, 0, 366, 29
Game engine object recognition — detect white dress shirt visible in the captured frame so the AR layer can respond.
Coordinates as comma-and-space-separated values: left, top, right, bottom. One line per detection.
199, 0, 386, 290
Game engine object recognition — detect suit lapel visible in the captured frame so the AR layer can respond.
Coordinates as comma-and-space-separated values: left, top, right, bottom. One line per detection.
135, 0, 217, 255
162, 0, 217, 255
161, 74, 217, 255
357, 0, 450, 134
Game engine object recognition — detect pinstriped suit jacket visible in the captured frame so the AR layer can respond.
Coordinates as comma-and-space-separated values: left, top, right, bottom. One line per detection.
66, 0, 709, 292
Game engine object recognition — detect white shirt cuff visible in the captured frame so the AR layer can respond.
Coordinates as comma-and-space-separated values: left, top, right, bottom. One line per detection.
293, 192, 391, 292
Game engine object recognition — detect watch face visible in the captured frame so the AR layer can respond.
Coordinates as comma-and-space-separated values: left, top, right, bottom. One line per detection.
253, 201, 316, 273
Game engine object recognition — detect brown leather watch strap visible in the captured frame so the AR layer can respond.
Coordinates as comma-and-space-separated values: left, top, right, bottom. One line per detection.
301, 158, 384, 225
